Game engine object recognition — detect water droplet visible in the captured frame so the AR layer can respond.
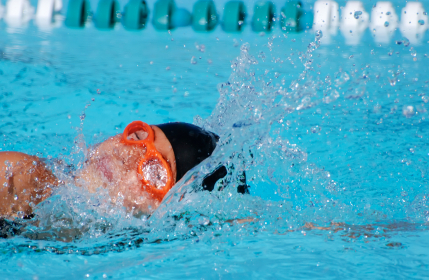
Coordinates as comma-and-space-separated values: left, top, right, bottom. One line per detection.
384, 21, 390, 27
14, 195, 18, 200
233, 39, 239, 47
190, 56, 197, 64
403, 105, 415, 117
80, 113, 86, 121
422, 96, 428, 103
311, 126, 321, 133
258, 51, 266, 61
418, 20, 425, 26
386, 11, 391, 16
195, 43, 206, 52
403, 38, 410, 47
354, 11, 362, 19
184, 91, 190, 97
2, 182, 7, 188
198, 216, 210, 226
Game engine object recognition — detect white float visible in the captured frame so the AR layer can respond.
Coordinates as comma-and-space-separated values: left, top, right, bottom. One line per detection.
370, 1, 398, 44
35, 0, 63, 29
4, 0, 34, 27
399, 2, 428, 45
313, 0, 339, 43
340, 1, 369, 45
35, 0, 62, 21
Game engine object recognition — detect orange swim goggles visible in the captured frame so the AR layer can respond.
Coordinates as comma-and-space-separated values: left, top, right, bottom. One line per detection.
121, 121, 174, 202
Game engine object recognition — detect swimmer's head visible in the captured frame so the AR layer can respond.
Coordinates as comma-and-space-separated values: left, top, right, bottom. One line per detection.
156, 122, 219, 182
77, 122, 218, 216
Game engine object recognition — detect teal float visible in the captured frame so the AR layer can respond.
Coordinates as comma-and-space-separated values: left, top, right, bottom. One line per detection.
280, 1, 303, 32
252, 1, 275, 32
171, 8, 192, 27
192, 0, 217, 32
65, 0, 90, 28
223, 1, 246, 32
123, 0, 149, 30
152, 0, 191, 30
95, 0, 121, 29
63, 0, 313, 33
152, 0, 175, 30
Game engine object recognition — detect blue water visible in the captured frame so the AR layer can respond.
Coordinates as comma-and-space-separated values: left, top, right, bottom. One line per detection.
1, 8, 429, 278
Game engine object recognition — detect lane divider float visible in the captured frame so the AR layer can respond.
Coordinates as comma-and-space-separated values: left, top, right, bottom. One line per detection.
95, 0, 120, 29
281, 1, 303, 32
340, 1, 369, 45
192, 0, 217, 32
65, 0, 90, 28
35, 0, 62, 25
223, 1, 245, 32
370, 1, 398, 43
399, 2, 428, 44
152, 0, 174, 30
4, 0, 34, 26
252, 1, 275, 32
123, 0, 148, 30
0, 0, 428, 47
313, 0, 339, 42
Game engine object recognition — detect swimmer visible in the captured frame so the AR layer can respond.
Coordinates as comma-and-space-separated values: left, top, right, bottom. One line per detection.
0, 121, 248, 219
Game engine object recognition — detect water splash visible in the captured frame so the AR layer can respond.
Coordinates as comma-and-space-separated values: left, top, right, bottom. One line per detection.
147, 34, 346, 240
3, 32, 429, 256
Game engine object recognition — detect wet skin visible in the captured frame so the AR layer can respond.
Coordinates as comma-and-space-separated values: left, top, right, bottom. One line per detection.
0, 125, 177, 218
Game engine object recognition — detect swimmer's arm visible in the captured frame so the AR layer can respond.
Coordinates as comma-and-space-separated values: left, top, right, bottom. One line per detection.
0, 152, 58, 218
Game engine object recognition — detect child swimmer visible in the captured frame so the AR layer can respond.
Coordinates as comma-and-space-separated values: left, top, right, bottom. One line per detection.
0, 121, 248, 219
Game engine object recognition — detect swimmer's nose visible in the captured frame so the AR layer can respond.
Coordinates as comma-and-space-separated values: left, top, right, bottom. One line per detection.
127, 130, 148, 141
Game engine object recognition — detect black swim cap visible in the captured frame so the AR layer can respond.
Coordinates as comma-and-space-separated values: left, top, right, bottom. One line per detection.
156, 122, 219, 181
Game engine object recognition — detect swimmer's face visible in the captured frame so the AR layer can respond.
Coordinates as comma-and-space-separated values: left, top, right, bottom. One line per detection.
76, 126, 176, 216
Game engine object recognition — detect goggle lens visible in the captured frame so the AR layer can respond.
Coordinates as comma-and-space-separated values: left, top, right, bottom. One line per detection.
141, 159, 167, 189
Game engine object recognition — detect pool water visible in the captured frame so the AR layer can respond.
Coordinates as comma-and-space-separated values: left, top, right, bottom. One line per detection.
1, 7, 429, 278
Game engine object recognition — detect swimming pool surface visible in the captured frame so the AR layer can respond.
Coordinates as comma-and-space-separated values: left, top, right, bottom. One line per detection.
1, 1, 429, 278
